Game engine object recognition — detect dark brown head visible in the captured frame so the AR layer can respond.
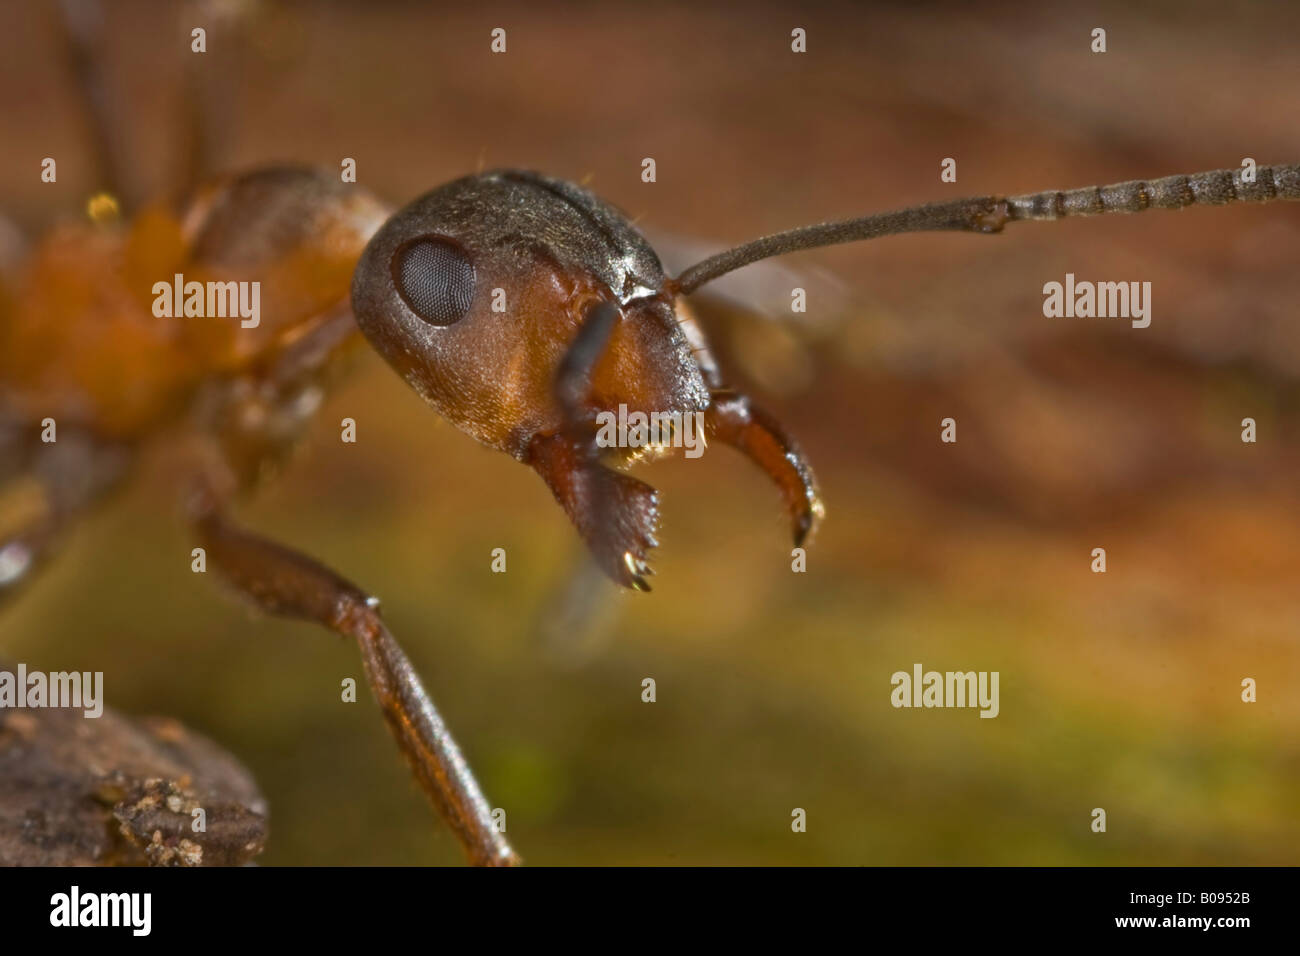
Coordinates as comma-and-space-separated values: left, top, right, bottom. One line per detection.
351, 170, 709, 460
351, 168, 838, 589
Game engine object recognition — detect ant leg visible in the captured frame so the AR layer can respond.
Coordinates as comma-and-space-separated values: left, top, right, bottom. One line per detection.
175, 1, 252, 197
191, 498, 519, 867
536, 554, 622, 660
0, 430, 130, 605
705, 389, 824, 546
0, 517, 63, 607
55, 0, 133, 207
526, 302, 660, 590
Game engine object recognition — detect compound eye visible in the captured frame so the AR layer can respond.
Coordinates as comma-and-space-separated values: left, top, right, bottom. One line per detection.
392, 236, 475, 325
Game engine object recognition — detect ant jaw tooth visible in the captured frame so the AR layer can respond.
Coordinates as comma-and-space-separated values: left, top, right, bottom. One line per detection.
622, 551, 655, 590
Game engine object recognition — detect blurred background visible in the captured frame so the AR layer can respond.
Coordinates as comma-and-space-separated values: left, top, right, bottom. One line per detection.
2, 0, 1299, 864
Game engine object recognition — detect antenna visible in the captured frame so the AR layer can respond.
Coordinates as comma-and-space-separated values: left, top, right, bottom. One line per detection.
673, 164, 1300, 295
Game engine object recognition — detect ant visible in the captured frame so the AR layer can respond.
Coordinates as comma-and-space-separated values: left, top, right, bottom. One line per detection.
3, 4, 1298, 869
6, 161, 1297, 864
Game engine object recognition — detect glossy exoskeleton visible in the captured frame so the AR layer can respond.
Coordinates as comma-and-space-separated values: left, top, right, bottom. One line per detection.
351, 169, 823, 592
4, 160, 1298, 866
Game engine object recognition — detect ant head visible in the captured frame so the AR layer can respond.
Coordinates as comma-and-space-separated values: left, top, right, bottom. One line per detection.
351, 169, 710, 457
